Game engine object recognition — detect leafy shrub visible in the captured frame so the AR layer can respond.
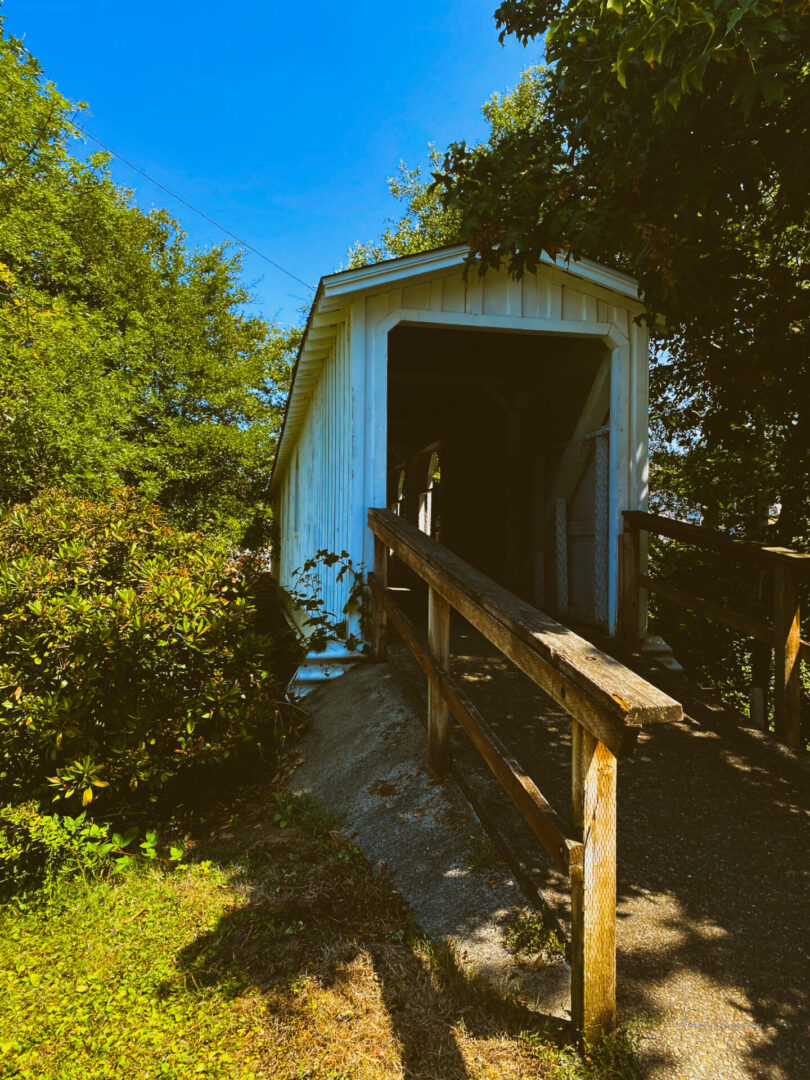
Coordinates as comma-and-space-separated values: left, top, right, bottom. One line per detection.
0, 802, 137, 899
0, 489, 298, 810
287, 548, 367, 653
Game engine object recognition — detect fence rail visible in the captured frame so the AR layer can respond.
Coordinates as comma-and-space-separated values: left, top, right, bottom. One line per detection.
620, 510, 810, 748
368, 506, 681, 1042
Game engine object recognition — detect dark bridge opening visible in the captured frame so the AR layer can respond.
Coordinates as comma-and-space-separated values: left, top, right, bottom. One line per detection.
387, 323, 607, 620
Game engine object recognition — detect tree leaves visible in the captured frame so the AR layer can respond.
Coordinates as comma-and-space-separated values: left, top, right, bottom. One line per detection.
436, 0, 810, 541
0, 28, 300, 544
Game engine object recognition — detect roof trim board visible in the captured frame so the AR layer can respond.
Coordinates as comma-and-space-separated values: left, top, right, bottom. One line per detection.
269, 245, 642, 494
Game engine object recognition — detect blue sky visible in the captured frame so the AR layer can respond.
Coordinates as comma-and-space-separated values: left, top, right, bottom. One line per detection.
3, 1, 536, 326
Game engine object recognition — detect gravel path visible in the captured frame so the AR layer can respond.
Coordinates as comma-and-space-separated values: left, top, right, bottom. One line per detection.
433, 615, 810, 1080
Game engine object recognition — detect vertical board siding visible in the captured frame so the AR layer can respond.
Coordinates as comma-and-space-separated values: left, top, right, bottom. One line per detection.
442, 275, 466, 312
429, 279, 445, 311
482, 274, 510, 315
521, 274, 540, 318
465, 276, 484, 315
275, 260, 648, 651
403, 282, 432, 309
277, 326, 355, 633
562, 285, 598, 322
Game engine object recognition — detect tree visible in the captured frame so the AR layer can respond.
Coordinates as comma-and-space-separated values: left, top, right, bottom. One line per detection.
437, 1, 810, 541
0, 26, 299, 543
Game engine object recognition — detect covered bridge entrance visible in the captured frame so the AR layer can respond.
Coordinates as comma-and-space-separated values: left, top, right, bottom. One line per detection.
270, 243, 651, 678
387, 323, 609, 623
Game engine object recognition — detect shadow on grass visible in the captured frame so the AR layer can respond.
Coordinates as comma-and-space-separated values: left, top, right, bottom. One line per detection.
169, 794, 598, 1080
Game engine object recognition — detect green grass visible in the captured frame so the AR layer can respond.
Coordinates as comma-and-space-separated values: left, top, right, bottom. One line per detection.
464, 835, 504, 874
0, 862, 260, 1079
506, 908, 567, 962
0, 790, 641, 1080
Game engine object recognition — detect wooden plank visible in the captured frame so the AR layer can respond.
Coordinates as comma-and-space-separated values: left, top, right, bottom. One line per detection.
428, 586, 451, 777
639, 573, 773, 645
570, 722, 617, 1041
593, 432, 609, 626
505, 408, 522, 589
623, 510, 810, 576
542, 357, 611, 536
369, 574, 581, 872
749, 640, 771, 730
369, 508, 681, 759
371, 535, 388, 662
773, 564, 802, 748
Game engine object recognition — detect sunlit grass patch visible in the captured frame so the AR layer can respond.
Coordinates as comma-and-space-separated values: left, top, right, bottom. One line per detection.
0, 862, 267, 1079
505, 907, 567, 963
0, 791, 641, 1079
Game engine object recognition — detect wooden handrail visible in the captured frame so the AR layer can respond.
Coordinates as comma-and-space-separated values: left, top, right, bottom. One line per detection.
369, 506, 681, 759
368, 506, 682, 1042
623, 510, 810, 577
638, 573, 774, 645
621, 510, 807, 749
369, 574, 582, 873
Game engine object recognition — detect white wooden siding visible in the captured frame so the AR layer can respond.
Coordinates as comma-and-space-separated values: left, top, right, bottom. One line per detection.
277, 321, 354, 636
273, 254, 648, 649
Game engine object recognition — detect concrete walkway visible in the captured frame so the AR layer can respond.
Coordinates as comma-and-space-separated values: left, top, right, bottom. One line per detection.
410, 621, 810, 1080
292, 663, 570, 1023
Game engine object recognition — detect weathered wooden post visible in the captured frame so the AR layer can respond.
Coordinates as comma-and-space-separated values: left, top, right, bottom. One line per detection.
555, 497, 569, 615
749, 568, 770, 730
773, 561, 801, 748
427, 586, 451, 777
371, 535, 388, 663
619, 520, 640, 648
749, 641, 770, 731
570, 720, 617, 1043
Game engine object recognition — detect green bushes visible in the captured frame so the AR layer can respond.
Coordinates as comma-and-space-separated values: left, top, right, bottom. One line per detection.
0, 489, 297, 812
0, 802, 136, 899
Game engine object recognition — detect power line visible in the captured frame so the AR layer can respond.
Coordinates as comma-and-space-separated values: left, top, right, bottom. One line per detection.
73, 122, 315, 292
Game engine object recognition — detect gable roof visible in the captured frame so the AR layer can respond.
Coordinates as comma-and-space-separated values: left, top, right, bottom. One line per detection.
270, 244, 641, 493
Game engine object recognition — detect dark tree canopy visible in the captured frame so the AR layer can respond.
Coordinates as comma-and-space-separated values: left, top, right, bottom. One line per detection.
437, 1, 810, 539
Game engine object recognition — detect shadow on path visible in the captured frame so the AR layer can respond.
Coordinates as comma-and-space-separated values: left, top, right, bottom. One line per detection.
428, 613, 810, 1080
172, 808, 572, 1080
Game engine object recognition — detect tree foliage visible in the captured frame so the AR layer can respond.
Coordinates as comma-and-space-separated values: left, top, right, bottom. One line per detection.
437, 1, 810, 540
0, 26, 299, 543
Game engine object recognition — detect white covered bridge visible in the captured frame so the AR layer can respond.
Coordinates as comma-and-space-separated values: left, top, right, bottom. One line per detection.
268, 245, 809, 1060
270, 244, 685, 1042
270, 243, 651, 679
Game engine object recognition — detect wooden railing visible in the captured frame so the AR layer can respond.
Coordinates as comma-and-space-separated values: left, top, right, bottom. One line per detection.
367, 507, 681, 1042
620, 510, 810, 749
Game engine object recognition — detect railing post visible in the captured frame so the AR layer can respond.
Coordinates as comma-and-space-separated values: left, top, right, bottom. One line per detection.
427, 586, 451, 777
618, 520, 640, 648
555, 497, 569, 615
371, 535, 388, 663
570, 719, 617, 1043
773, 562, 801, 748
749, 641, 770, 730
